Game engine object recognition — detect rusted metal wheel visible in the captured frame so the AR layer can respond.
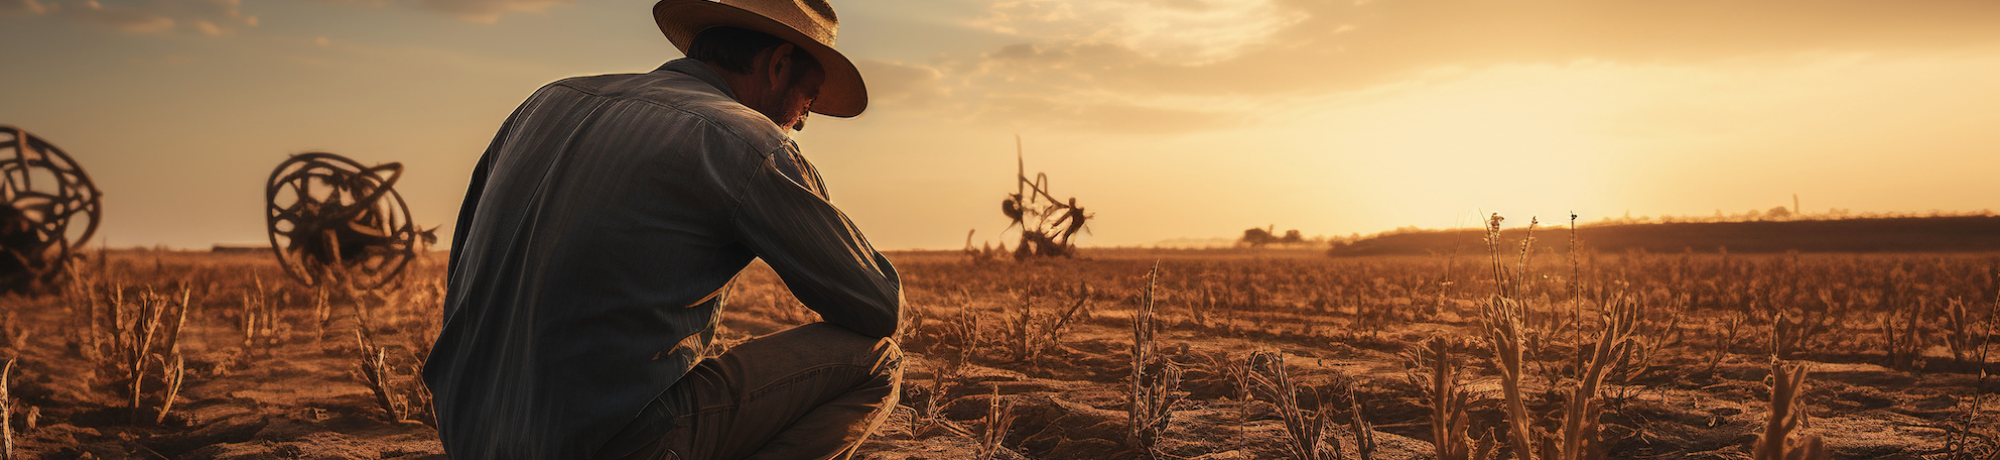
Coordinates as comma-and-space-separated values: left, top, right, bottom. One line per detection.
264, 152, 417, 289
0, 125, 102, 293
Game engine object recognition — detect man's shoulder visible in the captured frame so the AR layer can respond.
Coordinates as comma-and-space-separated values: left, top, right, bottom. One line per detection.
538, 71, 791, 158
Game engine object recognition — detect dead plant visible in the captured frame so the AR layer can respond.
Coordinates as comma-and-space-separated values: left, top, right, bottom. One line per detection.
154, 353, 186, 424
1480, 212, 1540, 460
1704, 313, 1745, 375
1129, 262, 1184, 458
114, 285, 189, 424
1479, 296, 1538, 460
1404, 337, 1494, 460
354, 329, 406, 421
1006, 283, 1092, 363
1769, 310, 1836, 361
2, 358, 12, 460
240, 275, 278, 349
1753, 361, 1828, 460
978, 386, 1015, 460
1550, 295, 1638, 460
1942, 298, 1976, 364
1347, 384, 1377, 460
1247, 350, 1337, 460
1878, 299, 1928, 371
1947, 287, 2000, 460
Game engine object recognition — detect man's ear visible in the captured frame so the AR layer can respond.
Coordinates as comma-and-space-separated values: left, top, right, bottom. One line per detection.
764, 43, 799, 90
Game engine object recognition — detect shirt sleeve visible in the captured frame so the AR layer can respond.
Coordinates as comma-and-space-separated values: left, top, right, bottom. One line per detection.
731, 146, 902, 339
446, 103, 522, 300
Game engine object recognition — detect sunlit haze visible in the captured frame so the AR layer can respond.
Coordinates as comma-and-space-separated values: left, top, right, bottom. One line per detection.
5, 0, 1999, 249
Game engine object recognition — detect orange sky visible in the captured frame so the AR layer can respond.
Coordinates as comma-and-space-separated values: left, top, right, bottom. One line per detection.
4, 0, 1999, 249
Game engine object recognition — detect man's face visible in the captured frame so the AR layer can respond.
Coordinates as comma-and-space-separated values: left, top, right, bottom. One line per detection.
770, 66, 824, 132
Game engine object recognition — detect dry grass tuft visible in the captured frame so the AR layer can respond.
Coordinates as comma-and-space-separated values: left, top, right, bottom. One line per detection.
978, 386, 1015, 460
1005, 282, 1092, 363
1878, 299, 1928, 371
354, 329, 405, 421
1941, 298, 1977, 364
106, 285, 190, 424
1248, 350, 1337, 460
1704, 313, 1746, 375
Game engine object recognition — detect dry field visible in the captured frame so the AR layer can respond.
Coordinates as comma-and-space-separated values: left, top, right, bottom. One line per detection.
0, 244, 1995, 460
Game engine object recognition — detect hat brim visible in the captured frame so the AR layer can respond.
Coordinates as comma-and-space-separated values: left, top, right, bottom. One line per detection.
653, 0, 867, 118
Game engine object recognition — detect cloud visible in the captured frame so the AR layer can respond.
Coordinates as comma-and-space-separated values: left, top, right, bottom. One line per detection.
63, 0, 176, 34
408, 0, 570, 23
28, 0, 255, 35
0, 0, 47, 15
974, 0, 1304, 64
911, 0, 2000, 133
857, 59, 951, 108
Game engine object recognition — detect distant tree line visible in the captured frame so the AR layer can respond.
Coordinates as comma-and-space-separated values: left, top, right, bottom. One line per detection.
1238, 225, 1315, 248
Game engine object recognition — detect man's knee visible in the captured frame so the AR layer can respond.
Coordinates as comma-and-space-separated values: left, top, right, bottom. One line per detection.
781, 322, 901, 375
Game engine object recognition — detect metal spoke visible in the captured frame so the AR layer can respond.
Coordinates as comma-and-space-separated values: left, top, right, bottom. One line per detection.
264, 152, 419, 289
0, 126, 102, 293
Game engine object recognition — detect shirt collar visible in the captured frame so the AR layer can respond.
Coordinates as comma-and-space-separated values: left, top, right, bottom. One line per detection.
656, 58, 740, 102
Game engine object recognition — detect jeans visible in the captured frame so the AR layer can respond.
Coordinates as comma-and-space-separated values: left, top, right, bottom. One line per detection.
598, 323, 903, 460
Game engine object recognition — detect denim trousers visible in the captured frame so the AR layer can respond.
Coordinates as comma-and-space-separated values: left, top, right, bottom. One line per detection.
598, 323, 903, 460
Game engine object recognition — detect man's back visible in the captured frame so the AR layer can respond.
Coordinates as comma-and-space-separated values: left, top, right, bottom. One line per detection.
423, 59, 901, 459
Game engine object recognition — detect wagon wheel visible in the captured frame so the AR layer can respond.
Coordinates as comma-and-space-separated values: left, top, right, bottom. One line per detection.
0, 125, 102, 292
264, 152, 417, 289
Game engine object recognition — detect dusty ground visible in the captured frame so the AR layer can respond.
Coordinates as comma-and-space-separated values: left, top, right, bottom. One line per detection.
0, 248, 1994, 459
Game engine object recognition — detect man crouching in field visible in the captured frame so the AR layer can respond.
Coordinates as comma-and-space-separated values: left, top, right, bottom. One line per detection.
421, 1, 902, 458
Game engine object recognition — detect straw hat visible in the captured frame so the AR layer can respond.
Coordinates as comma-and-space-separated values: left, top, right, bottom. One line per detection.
654, 0, 867, 118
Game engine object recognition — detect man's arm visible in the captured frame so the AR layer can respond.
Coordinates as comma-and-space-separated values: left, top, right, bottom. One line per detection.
446, 105, 524, 281
731, 149, 901, 339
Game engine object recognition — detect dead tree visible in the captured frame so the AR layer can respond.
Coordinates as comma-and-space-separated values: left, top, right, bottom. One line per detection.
265, 152, 426, 289
0, 126, 102, 293
995, 136, 1092, 259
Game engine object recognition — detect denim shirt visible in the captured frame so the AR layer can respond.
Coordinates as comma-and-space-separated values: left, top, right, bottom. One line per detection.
422, 58, 903, 459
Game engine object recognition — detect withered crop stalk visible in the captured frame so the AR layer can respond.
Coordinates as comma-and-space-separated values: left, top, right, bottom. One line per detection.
1129, 262, 1184, 458
1753, 361, 1828, 460
977, 386, 1014, 460
2, 358, 13, 460
1248, 350, 1338, 460
1409, 337, 1496, 460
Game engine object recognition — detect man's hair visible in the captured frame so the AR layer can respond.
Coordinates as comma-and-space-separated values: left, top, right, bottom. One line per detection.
687, 26, 821, 84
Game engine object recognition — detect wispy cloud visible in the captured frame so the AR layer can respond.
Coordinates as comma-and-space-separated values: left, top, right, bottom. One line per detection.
298, 0, 569, 23
63, 0, 178, 34
13, 0, 257, 35
857, 59, 951, 108
8, 0, 564, 36
0, 0, 48, 16
885, 0, 2000, 134
973, 0, 1303, 64
408, 0, 571, 23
